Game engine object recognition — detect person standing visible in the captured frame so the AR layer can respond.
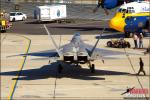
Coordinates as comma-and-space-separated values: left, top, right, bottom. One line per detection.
137, 57, 146, 75
138, 33, 144, 48
133, 33, 138, 48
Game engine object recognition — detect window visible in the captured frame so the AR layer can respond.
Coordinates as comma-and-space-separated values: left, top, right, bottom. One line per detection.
126, 7, 135, 13
118, 8, 127, 13
17, 13, 23, 15
118, 7, 135, 13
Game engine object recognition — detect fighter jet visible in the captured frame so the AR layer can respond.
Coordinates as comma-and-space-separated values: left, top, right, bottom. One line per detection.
42, 24, 130, 73
44, 24, 101, 73
10, 24, 140, 73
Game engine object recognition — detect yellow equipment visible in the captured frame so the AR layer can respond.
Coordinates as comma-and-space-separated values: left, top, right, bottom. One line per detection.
0, 11, 11, 32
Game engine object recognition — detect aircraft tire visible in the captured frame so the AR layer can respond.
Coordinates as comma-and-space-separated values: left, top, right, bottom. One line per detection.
91, 64, 95, 73
107, 41, 112, 47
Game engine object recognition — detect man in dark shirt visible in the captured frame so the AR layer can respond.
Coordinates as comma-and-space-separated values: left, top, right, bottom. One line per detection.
137, 57, 146, 75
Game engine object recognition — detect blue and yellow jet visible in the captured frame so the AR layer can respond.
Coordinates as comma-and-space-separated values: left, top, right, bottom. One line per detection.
109, 1, 150, 37
93, 0, 136, 14
94, 0, 150, 37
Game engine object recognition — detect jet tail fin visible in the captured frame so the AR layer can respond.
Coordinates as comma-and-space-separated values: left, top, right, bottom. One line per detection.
90, 23, 106, 56
43, 24, 61, 56
89, 36, 101, 57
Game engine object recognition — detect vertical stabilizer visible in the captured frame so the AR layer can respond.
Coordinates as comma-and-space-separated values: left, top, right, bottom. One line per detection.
43, 24, 61, 56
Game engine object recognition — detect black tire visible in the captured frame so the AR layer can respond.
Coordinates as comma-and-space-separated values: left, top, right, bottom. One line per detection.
12, 18, 15, 22
22, 17, 25, 21
91, 64, 95, 73
107, 41, 112, 47
114, 42, 119, 48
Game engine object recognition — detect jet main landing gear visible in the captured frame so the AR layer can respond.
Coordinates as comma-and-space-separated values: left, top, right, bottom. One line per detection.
90, 64, 95, 73
88, 62, 95, 73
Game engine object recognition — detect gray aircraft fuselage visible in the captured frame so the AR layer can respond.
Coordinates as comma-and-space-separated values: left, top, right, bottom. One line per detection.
60, 33, 90, 64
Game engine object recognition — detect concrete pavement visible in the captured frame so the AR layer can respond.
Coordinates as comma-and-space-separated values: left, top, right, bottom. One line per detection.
1, 33, 149, 100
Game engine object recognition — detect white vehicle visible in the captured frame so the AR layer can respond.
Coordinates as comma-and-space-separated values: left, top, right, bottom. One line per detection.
34, 5, 67, 21
9, 12, 27, 22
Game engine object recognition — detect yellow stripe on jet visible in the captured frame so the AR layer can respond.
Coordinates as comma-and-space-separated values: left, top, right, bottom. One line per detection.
125, 12, 150, 17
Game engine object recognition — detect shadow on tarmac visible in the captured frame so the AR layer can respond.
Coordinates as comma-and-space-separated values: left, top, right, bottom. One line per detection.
0, 62, 130, 80
25, 20, 56, 24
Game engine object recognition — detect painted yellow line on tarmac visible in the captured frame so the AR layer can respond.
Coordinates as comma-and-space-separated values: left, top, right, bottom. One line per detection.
8, 35, 31, 100
7, 57, 26, 100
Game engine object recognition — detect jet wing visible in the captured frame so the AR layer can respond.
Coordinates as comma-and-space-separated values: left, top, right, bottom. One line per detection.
7, 49, 59, 58
90, 48, 126, 60
23, 50, 59, 57
25, 42, 74, 58
84, 43, 142, 60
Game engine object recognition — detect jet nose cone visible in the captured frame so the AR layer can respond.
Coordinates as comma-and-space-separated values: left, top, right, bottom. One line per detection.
109, 13, 126, 32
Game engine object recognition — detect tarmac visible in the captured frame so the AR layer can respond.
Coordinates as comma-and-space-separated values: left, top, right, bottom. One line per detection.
1, 30, 150, 100
1, 0, 150, 98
